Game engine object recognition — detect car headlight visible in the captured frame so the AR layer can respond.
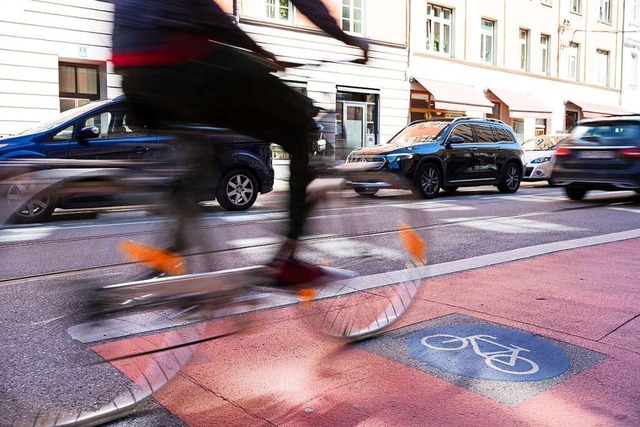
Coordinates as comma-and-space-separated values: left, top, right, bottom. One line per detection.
386, 153, 414, 163
530, 156, 551, 164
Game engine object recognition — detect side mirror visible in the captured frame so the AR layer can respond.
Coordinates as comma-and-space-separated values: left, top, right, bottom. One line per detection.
79, 126, 100, 143
445, 135, 464, 147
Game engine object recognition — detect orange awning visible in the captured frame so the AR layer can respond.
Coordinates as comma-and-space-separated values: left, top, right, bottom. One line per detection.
487, 88, 552, 119
566, 100, 633, 118
413, 78, 494, 114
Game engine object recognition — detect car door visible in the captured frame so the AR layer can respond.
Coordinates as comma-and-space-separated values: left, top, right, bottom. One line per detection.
471, 123, 499, 180
67, 106, 156, 160
493, 126, 518, 173
442, 123, 478, 182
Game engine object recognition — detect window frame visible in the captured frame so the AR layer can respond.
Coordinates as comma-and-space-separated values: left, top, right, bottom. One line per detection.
598, 0, 612, 24
265, 0, 293, 23
540, 34, 550, 75
342, 0, 364, 35
519, 28, 530, 71
570, 0, 583, 14
480, 19, 496, 65
596, 49, 610, 87
565, 42, 580, 81
426, 4, 453, 56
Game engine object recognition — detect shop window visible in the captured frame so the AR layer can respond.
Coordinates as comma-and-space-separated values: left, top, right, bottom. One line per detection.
59, 62, 100, 112
565, 111, 579, 131
512, 119, 524, 142
535, 118, 547, 136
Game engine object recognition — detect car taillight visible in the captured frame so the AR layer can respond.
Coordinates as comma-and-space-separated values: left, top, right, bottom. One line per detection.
621, 147, 640, 158
555, 146, 571, 157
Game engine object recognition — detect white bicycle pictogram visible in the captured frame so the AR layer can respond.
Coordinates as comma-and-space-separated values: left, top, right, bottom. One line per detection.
420, 334, 540, 375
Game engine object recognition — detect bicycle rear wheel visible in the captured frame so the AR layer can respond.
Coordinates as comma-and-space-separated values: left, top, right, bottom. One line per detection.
295, 179, 428, 341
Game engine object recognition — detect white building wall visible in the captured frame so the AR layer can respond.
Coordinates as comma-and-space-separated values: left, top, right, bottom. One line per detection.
0, 0, 116, 137
621, 0, 640, 113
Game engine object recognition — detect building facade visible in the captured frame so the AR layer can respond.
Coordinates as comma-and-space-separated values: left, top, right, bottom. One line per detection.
409, 0, 633, 142
1, 0, 637, 148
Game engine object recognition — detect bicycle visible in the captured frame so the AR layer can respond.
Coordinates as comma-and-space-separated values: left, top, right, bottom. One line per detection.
0, 130, 428, 425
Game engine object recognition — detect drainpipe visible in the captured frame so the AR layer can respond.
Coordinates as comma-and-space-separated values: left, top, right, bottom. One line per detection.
620, 0, 627, 106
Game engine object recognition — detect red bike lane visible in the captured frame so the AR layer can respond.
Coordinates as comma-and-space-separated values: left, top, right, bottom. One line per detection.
95, 237, 640, 426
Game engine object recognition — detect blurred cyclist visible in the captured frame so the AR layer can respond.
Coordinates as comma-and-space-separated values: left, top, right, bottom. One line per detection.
112, 0, 368, 286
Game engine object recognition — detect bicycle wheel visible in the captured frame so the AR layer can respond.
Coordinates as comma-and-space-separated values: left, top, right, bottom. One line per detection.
295, 177, 428, 341
420, 334, 468, 351
0, 164, 225, 426
485, 353, 539, 375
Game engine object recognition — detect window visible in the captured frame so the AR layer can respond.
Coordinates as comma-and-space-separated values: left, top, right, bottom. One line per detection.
265, 0, 292, 22
426, 4, 452, 55
599, 0, 611, 23
335, 90, 379, 160
540, 34, 550, 75
494, 127, 515, 142
519, 29, 530, 71
571, 0, 582, 14
473, 124, 495, 142
633, 0, 640, 24
59, 62, 99, 112
631, 52, 639, 86
564, 42, 580, 81
83, 111, 113, 139
596, 50, 610, 86
49, 125, 75, 142
481, 19, 496, 65
342, 0, 363, 34
450, 124, 474, 142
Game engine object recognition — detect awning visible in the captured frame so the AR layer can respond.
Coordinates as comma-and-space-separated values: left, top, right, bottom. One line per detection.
566, 100, 633, 118
486, 88, 552, 119
412, 78, 494, 114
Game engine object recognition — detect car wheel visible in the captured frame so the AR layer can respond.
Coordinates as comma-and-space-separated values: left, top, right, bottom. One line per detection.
354, 188, 379, 196
565, 185, 587, 201
441, 186, 459, 192
5, 184, 56, 224
216, 169, 259, 211
413, 163, 441, 199
497, 162, 522, 193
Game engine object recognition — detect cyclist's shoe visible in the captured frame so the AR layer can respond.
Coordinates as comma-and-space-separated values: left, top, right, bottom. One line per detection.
267, 257, 356, 291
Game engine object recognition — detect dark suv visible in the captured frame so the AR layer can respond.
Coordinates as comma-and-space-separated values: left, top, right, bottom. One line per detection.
553, 116, 640, 200
345, 117, 524, 198
0, 96, 274, 222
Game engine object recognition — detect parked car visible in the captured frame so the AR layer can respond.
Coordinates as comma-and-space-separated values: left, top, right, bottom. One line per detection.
553, 116, 640, 200
0, 96, 274, 223
522, 134, 569, 185
345, 117, 525, 198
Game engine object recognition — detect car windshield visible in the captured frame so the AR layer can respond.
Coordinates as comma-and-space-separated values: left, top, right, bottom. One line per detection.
521, 135, 568, 151
15, 100, 112, 135
388, 121, 449, 146
572, 122, 640, 146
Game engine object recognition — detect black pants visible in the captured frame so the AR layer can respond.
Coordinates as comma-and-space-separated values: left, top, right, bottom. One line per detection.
118, 46, 319, 240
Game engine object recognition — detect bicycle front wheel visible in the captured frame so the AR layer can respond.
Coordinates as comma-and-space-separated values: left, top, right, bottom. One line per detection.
297, 180, 428, 341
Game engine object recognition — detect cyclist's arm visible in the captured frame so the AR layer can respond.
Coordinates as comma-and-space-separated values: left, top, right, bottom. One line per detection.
290, 0, 369, 57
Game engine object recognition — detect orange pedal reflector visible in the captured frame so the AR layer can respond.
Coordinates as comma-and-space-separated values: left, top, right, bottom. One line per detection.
298, 288, 317, 304
119, 241, 186, 276
398, 221, 427, 266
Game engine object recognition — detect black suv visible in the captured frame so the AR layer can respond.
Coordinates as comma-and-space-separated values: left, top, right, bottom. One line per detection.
346, 118, 524, 198
553, 116, 640, 200
0, 96, 274, 222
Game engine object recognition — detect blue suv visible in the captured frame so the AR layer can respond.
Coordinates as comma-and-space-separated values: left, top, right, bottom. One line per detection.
0, 96, 274, 223
346, 118, 524, 198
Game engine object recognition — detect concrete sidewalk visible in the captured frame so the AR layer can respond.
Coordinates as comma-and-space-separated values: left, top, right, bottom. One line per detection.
97, 237, 640, 426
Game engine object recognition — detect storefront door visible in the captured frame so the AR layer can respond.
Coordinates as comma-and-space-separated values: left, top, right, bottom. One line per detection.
342, 101, 367, 157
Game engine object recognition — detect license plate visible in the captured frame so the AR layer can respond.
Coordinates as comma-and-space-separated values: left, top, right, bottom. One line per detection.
579, 150, 615, 159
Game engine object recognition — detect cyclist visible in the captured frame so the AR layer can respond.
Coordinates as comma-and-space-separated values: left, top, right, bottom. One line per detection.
112, 0, 369, 286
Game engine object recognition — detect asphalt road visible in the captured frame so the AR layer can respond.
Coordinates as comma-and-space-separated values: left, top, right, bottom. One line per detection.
0, 182, 639, 426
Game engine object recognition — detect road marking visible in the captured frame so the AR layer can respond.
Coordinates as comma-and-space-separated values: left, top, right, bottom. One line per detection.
392, 201, 475, 212
607, 207, 640, 214
69, 229, 640, 343
441, 217, 584, 234
0, 226, 57, 243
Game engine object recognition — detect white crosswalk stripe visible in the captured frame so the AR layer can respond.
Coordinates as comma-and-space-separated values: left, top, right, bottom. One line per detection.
392, 201, 475, 212
442, 217, 584, 234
